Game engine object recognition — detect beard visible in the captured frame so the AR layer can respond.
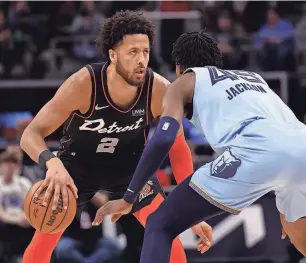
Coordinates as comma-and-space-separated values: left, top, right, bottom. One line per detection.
115, 60, 146, 87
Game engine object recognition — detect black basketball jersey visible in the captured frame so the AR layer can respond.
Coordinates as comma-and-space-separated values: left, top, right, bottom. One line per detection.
59, 62, 154, 167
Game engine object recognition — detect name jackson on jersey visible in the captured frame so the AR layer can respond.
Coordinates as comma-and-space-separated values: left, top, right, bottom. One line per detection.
79, 117, 144, 134
225, 82, 267, 101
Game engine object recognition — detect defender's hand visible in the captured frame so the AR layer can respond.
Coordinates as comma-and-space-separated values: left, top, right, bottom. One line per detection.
92, 199, 132, 226
35, 158, 78, 210
191, 221, 213, 254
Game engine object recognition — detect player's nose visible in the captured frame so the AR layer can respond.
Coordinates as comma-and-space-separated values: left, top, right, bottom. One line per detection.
137, 52, 146, 65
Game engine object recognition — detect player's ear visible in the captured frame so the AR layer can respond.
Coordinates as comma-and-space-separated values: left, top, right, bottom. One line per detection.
176, 65, 186, 77
109, 49, 117, 63
175, 65, 181, 77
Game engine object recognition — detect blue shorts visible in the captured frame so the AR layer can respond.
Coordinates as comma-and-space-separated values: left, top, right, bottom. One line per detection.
190, 120, 306, 222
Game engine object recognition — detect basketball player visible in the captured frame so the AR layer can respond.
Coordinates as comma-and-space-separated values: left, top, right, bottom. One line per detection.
19, 11, 213, 263
93, 31, 306, 262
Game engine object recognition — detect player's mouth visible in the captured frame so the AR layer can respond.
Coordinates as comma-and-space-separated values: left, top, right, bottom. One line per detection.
135, 69, 145, 79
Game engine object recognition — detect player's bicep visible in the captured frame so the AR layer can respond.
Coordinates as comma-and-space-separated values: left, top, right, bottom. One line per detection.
28, 98, 73, 139
161, 72, 194, 123
26, 68, 91, 138
161, 87, 185, 121
161, 88, 185, 136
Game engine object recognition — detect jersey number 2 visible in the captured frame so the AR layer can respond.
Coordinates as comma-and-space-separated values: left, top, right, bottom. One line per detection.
96, 138, 119, 153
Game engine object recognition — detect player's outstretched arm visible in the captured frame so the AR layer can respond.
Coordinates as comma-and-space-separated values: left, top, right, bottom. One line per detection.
92, 72, 195, 226
151, 72, 194, 184
122, 73, 194, 204
20, 67, 91, 209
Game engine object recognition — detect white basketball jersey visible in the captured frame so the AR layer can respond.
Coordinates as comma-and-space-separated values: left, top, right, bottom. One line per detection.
185, 67, 303, 154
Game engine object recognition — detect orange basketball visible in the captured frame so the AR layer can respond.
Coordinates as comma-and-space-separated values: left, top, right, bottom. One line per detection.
24, 180, 77, 233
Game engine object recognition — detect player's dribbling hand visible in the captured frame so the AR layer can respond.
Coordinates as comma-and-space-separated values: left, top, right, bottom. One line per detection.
191, 221, 213, 254
92, 199, 132, 226
35, 158, 78, 211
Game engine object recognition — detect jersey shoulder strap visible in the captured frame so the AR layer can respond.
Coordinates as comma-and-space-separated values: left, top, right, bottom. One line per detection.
73, 62, 106, 118
143, 67, 155, 125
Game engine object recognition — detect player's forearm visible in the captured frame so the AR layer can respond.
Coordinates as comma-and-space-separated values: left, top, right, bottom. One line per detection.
20, 127, 49, 163
123, 116, 180, 204
169, 132, 194, 184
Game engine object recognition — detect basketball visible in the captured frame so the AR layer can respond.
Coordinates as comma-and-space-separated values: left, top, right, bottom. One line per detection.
24, 180, 77, 233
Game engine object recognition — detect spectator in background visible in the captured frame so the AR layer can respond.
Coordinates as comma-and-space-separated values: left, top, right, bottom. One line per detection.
51, 1, 77, 70
222, 1, 269, 33
0, 112, 42, 180
0, 150, 34, 262
7, 1, 50, 79
295, 5, 306, 72
7, 1, 31, 28
160, 1, 192, 70
0, 10, 13, 78
255, 8, 295, 71
6, 1, 31, 78
0, 112, 33, 142
215, 10, 247, 69
70, 1, 103, 63
0, 150, 30, 225
53, 1, 77, 36
71, 1, 102, 36
54, 192, 121, 263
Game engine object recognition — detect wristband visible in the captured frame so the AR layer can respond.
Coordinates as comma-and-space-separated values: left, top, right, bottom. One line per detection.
38, 150, 56, 170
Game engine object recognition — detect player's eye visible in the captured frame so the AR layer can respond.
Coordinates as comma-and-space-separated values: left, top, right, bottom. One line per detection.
144, 50, 149, 54
130, 50, 137, 55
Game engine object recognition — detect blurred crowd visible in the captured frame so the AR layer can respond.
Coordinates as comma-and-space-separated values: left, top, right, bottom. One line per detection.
0, 1, 305, 79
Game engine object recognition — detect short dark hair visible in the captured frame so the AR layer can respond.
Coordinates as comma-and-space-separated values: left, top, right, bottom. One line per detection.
96, 10, 156, 59
171, 31, 223, 71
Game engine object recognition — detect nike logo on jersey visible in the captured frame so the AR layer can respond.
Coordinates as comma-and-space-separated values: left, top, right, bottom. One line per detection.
95, 105, 110, 110
79, 117, 144, 134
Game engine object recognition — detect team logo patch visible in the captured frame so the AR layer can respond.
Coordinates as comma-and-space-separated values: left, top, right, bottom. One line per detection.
138, 180, 154, 202
132, 109, 145, 117
210, 148, 241, 179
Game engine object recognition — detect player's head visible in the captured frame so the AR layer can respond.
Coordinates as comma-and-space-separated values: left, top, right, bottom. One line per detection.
0, 150, 20, 182
96, 10, 156, 86
280, 213, 306, 256
171, 30, 223, 77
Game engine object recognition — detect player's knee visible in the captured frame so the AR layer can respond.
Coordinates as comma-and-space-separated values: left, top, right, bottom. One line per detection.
145, 208, 176, 238
146, 210, 163, 233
